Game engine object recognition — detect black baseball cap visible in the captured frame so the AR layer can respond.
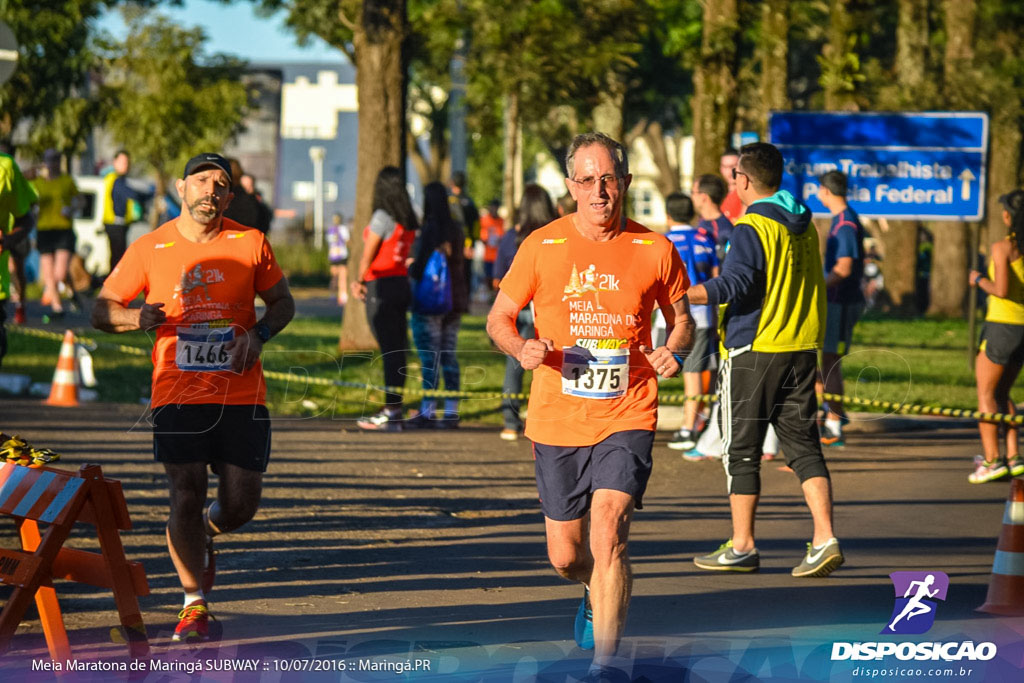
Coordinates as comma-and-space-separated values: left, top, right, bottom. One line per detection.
999, 190, 1024, 216
182, 153, 232, 182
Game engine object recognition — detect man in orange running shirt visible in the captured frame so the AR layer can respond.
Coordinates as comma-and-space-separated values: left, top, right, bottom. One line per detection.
92, 153, 295, 643
487, 132, 693, 678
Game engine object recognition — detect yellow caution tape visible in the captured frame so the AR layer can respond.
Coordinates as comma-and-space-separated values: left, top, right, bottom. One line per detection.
11, 326, 1015, 423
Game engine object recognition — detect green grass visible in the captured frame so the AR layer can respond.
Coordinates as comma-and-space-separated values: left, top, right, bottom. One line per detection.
1, 309, 987, 423
2, 313, 524, 424
269, 241, 330, 286
843, 313, 980, 412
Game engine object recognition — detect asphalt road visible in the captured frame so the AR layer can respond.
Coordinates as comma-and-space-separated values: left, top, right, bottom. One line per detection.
0, 396, 1021, 682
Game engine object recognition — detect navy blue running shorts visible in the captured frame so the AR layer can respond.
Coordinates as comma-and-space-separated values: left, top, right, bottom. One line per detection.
532, 429, 655, 521
152, 404, 272, 473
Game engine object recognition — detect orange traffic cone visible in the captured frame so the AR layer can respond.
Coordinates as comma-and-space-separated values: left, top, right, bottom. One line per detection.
46, 330, 80, 407
978, 478, 1024, 615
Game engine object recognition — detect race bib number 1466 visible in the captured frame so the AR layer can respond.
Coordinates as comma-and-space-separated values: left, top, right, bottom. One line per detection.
175, 326, 234, 371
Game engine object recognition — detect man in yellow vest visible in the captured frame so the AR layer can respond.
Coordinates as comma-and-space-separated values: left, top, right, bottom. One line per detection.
686, 142, 843, 578
103, 150, 151, 271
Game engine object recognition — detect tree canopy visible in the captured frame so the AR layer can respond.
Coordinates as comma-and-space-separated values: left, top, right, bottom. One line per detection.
100, 7, 249, 202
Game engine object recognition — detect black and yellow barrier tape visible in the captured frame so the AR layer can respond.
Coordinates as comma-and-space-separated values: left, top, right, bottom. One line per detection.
10, 326, 1017, 424
820, 392, 1023, 425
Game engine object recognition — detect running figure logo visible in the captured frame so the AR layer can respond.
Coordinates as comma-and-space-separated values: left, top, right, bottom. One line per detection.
174, 263, 226, 304
562, 263, 619, 310
881, 571, 949, 635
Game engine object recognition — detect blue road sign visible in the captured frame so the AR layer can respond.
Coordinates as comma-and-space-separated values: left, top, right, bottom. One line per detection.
768, 112, 989, 221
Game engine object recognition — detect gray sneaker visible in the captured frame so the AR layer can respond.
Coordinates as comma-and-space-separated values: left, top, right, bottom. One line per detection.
791, 537, 844, 577
356, 410, 403, 432
668, 428, 697, 451
693, 539, 760, 572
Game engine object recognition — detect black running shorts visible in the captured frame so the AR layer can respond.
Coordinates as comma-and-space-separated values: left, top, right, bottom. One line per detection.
719, 349, 829, 495
532, 430, 654, 521
981, 321, 1024, 367
152, 404, 272, 473
36, 229, 76, 255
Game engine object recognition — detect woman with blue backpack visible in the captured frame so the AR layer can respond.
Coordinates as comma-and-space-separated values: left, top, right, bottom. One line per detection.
406, 181, 469, 428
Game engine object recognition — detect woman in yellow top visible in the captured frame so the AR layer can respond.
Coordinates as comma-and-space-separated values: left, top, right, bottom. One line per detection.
968, 189, 1024, 483
32, 149, 79, 318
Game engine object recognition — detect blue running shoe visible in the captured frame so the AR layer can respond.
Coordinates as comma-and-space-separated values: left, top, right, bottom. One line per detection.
574, 586, 594, 650
682, 448, 706, 462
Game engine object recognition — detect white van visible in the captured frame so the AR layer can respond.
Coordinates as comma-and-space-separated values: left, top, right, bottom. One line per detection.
71, 175, 111, 277
71, 175, 155, 278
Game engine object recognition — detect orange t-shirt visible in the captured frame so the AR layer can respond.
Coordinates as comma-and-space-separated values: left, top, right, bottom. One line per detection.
499, 215, 689, 447
103, 218, 284, 408
479, 213, 504, 263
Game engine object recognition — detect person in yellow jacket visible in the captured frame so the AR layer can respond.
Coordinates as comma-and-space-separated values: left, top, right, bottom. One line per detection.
968, 189, 1024, 483
103, 150, 151, 271
687, 142, 843, 578
0, 151, 37, 361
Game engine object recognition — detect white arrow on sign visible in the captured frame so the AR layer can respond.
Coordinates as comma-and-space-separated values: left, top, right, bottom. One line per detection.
958, 168, 976, 201
0, 21, 18, 86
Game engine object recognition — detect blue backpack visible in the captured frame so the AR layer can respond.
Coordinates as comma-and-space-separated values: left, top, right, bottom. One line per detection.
412, 249, 453, 315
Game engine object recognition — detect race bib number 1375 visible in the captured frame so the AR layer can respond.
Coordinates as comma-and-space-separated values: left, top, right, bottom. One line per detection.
175, 326, 234, 371
561, 346, 629, 399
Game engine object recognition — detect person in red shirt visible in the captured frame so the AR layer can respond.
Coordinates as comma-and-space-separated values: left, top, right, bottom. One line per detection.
350, 166, 419, 431
719, 148, 744, 223
478, 199, 505, 290
487, 132, 693, 676
92, 153, 295, 643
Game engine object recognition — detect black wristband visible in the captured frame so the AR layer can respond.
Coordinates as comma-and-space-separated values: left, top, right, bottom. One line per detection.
254, 321, 272, 343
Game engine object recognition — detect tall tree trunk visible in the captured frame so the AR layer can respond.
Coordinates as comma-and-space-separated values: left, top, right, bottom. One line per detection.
151, 172, 167, 231
592, 70, 626, 142
895, 0, 929, 94
756, 0, 789, 136
986, 102, 1023, 245
340, 0, 408, 350
642, 121, 681, 199
943, 0, 975, 84
407, 128, 432, 186
928, 223, 969, 316
928, 0, 977, 317
502, 89, 520, 226
405, 118, 448, 186
821, 0, 856, 111
691, 0, 738, 177
880, 0, 930, 316
880, 221, 920, 315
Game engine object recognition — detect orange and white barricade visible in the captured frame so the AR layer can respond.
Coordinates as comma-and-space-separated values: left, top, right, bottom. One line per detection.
0, 462, 149, 660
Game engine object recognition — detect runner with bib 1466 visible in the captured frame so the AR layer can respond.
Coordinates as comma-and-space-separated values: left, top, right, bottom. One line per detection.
92, 153, 295, 644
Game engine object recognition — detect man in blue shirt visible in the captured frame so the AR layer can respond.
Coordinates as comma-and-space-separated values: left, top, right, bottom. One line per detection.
665, 192, 719, 451
693, 173, 733, 261
817, 170, 866, 447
